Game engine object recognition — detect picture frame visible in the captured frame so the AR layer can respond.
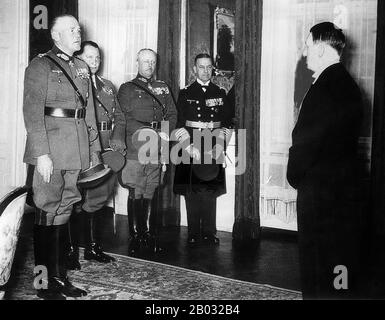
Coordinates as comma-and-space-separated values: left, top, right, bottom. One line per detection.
212, 6, 235, 92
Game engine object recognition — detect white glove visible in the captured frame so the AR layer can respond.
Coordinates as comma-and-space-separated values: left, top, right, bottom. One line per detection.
158, 132, 170, 141
185, 144, 200, 161
174, 127, 190, 142
205, 144, 224, 161
37, 154, 53, 183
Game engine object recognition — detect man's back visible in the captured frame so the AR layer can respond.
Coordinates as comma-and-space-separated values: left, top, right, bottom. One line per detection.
287, 63, 363, 189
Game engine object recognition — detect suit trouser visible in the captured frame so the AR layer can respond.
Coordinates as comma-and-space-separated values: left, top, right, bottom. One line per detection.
82, 173, 117, 213
185, 191, 217, 237
297, 181, 362, 300
33, 169, 81, 226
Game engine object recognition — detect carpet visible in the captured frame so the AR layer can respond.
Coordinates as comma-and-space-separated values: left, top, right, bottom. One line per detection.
6, 251, 302, 300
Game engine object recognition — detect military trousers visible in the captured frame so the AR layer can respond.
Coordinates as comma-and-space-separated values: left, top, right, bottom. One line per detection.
82, 173, 117, 213
120, 159, 164, 199
184, 191, 217, 237
33, 169, 81, 226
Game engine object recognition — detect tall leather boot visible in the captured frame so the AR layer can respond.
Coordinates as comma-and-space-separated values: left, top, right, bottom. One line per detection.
144, 198, 163, 254
127, 197, 139, 255
66, 218, 81, 270
83, 210, 115, 262
34, 224, 65, 300
140, 198, 151, 246
47, 224, 87, 298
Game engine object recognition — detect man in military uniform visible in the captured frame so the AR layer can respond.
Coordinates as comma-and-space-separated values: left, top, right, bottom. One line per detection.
66, 41, 126, 270
118, 48, 177, 254
23, 15, 100, 299
173, 53, 233, 245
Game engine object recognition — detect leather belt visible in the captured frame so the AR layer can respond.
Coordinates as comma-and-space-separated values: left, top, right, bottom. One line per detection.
44, 107, 86, 119
138, 120, 162, 130
98, 121, 112, 131
185, 120, 221, 129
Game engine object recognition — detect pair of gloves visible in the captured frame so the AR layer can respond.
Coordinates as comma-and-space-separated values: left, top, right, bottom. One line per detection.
174, 127, 232, 161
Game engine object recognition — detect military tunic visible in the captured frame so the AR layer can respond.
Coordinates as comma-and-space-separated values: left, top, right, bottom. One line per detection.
23, 45, 100, 226
173, 81, 233, 237
117, 75, 177, 199
82, 75, 126, 213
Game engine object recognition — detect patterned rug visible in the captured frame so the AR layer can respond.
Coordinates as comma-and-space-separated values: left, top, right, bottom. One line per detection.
5, 248, 302, 300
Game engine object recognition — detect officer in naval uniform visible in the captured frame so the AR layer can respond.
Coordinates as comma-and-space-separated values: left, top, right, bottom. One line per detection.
66, 41, 126, 270
23, 15, 100, 299
118, 48, 177, 254
173, 53, 233, 245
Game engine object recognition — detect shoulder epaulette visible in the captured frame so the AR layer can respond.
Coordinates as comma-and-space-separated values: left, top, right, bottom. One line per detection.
37, 53, 48, 58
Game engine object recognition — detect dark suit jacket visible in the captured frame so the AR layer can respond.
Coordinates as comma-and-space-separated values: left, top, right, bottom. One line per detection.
287, 63, 363, 190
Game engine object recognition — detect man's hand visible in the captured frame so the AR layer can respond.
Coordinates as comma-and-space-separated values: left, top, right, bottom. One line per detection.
110, 139, 126, 155
91, 151, 103, 166
158, 132, 170, 141
174, 128, 190, 142
205, 144, 224, 161
185, 144, 200, 161
37, 154, 53, 183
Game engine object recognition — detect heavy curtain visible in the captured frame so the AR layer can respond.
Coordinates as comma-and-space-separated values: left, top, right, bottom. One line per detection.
156, 0, 182, 225
369, 0, 385, 298
232, 0, 263, 242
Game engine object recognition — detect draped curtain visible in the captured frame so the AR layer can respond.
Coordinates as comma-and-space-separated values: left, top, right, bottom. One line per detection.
232, 0, 263, 242
156, 0, 182, 225
369, 0, 385, 298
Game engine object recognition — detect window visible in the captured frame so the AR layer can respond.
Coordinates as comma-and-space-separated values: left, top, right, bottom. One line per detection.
259, 0, 378, 231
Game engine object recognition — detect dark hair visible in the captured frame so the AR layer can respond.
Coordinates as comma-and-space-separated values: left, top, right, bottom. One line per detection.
310, 22, 346, 56
76, 41, 100, 55
194, 53, 213, 65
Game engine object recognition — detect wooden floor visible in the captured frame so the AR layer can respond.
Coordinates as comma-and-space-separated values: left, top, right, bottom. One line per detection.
19, 207, 301, 292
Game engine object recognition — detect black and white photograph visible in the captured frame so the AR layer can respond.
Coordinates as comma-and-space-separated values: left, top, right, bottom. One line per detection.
0, 0, 385, 306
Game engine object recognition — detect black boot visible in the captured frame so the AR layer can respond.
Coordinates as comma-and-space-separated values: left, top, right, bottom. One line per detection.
47, 224, 87, 298
34, 224, 66, 300
83, 210, 115, 263
127, 197, 139, 255
145, 198, 163, 254
66, 219, 81, 270
140, 198, 151, 247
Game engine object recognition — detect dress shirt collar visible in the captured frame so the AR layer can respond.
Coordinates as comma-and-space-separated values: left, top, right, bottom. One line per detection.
197, 79, 210, 87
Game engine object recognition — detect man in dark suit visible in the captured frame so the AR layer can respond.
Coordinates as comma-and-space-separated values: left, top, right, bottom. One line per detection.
173, 53, 233, 245
287, 22, 364, 299
23, 15, 100, 299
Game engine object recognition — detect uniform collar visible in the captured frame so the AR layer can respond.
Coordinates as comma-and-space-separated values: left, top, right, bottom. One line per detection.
52, 45, 74, 62
197, 79, 211, 87
136, 74, 154, 84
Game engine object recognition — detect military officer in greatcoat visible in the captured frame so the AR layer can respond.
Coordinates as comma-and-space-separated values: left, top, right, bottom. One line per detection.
23, 15, 101, 299
173, 53, 233, 245
118, 48, 177, 254
66, 41, 126, 270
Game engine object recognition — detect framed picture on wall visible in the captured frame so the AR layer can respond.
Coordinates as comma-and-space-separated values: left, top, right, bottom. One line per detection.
213, 6, 235, 92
